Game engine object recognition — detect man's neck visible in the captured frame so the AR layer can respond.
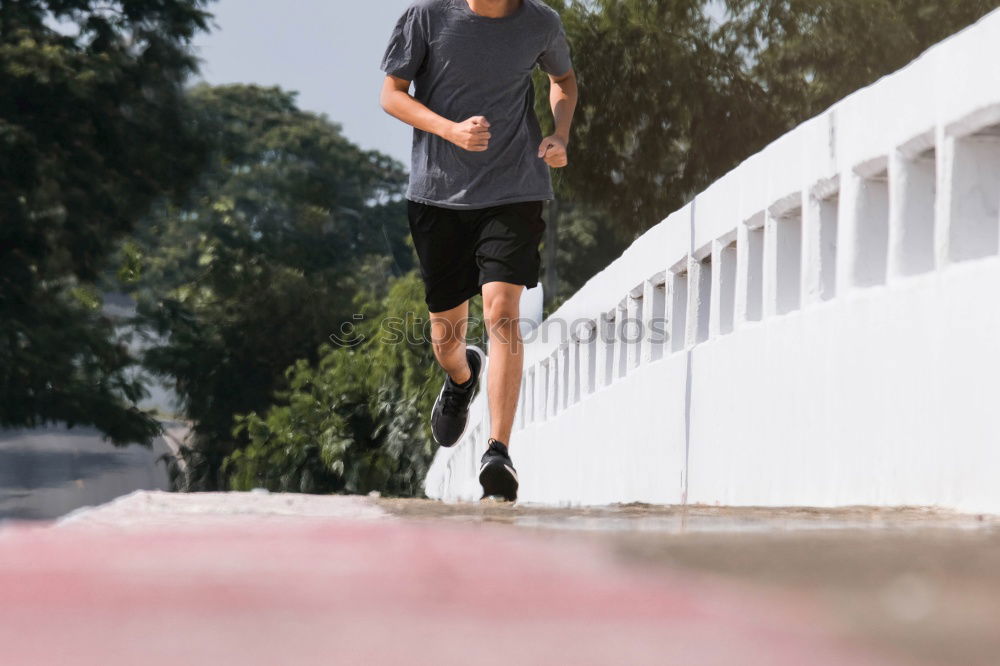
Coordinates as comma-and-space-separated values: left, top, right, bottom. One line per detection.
465, 0, 523, 19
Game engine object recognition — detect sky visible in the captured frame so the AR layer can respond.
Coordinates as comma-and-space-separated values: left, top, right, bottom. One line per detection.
192, 0, 417, 165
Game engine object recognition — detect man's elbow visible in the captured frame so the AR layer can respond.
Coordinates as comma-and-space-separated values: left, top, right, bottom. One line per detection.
381, 93, 404, 120
550, 67, 577, 87
379, 85, 392, 113
381, 75, 412, 111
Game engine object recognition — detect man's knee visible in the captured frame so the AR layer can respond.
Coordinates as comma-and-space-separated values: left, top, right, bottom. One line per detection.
429, 314, 466, 355
431, 335, 464, 358
430, 323, 464, 353
483, 293, 520, 334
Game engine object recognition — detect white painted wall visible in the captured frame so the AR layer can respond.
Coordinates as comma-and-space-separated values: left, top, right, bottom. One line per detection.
426, 9, 1000, 512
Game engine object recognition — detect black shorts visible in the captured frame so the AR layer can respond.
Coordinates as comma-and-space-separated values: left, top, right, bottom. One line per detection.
407, 198, 546, 313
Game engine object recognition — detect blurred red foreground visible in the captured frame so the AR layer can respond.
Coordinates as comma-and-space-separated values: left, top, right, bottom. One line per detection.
0, 493, 895, 666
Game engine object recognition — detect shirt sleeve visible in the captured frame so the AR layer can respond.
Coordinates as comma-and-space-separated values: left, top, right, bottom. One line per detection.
380, 5, 428, 81
536, 21, 573, 77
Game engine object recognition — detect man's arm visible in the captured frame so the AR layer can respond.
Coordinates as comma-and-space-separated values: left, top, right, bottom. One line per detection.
538, 68, 578, 168
379, 75, 491, 152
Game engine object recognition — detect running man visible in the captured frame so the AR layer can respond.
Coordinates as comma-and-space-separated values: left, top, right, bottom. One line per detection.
379, 0, 577, 501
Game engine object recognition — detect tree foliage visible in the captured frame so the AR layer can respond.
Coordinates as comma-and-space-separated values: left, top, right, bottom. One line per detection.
722, 0, 1000, 122
225, 274, 478, 496
0, 0, 211, 444
128, 83, 413, 489
538, 0, 782, 240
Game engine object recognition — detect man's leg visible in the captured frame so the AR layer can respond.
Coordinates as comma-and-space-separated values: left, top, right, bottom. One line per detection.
429, 300, 471, 384
427, 297, 489, 447
481, 281, 525, 445
474, 200, 543, 501
407, 199, 485, 448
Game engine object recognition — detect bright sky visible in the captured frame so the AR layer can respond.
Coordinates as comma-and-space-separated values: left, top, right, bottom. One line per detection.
192, 0, 416, 166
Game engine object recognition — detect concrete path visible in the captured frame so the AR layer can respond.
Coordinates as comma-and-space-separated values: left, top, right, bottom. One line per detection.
0, 492, 925, 666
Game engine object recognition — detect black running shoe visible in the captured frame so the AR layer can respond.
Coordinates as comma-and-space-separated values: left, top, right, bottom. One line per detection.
430, 345, 486, 447
479, 438, 518, 502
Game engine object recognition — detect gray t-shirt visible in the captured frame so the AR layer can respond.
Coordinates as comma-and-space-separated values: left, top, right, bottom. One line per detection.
380, 0, 573, 209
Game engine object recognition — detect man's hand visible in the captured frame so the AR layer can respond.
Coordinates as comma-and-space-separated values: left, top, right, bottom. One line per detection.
537, 135, 568, 168
444, 115, 491, 152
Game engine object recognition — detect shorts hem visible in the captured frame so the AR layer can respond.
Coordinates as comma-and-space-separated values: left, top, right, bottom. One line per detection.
478, 275, 540, 290
407, 192, 553, 210
426, 287, 482, 314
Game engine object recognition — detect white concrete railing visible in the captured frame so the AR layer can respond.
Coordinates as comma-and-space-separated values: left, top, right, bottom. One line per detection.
426, 9, 1000, 512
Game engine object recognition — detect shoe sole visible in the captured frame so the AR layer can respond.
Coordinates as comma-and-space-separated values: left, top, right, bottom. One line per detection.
480, 496, 513, 504
479, 461, 518, 502
432, 344, 487, 448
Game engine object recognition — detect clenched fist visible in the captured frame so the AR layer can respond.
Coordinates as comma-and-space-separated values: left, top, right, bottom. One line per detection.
445, 115, 491, 152
538, 135, 568, 168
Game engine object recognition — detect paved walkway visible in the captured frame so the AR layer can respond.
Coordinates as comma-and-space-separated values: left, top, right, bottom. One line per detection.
0, 492, 917, 666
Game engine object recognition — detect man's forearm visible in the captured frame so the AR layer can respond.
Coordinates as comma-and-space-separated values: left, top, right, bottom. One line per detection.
381, 89, 454, 139
550, 76, 577, 144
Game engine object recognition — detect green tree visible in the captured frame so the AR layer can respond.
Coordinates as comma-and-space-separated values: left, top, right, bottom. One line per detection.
722, 0, 1000, 124
538, 0, 779, 242
128, 84, 413, 489
550, 200, 628, 310
227, 273, 481, 497
0, 0, 212, 444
